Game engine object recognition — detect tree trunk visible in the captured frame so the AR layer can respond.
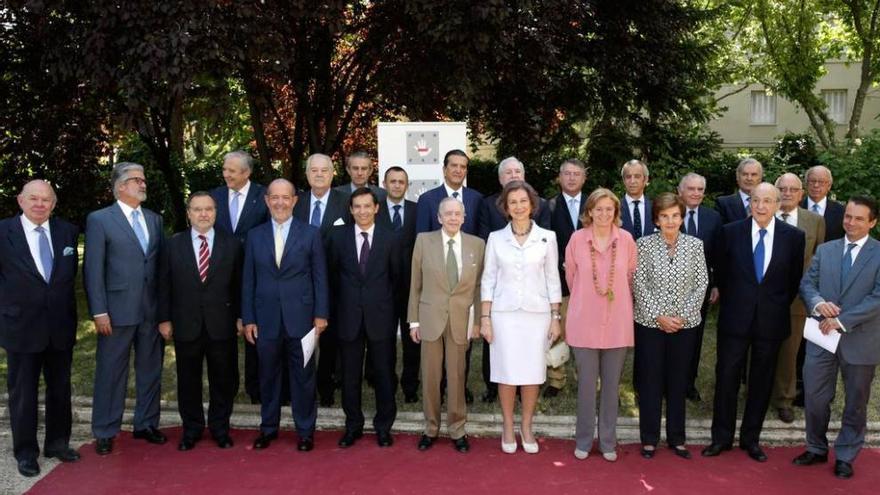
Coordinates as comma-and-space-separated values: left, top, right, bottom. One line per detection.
241, 70, 273, 182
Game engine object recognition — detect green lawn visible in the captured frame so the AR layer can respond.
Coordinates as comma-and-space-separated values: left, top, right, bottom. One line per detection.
1, 252, 876, 424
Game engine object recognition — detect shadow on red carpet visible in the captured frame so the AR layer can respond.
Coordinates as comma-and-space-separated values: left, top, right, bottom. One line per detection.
26, 427, 879, 494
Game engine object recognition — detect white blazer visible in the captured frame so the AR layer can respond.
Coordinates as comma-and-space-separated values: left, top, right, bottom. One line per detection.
481, 222, 563, 312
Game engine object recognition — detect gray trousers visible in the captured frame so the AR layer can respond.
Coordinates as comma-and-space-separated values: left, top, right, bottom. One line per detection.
572, 346, 628, 454
803, 341, 876, 463
91, 321, 164, 439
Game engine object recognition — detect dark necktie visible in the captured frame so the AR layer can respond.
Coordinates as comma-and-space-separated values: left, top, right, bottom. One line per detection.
197, 234, 210, 283
446, 238, 458, 289
781, 212, 790, 225
359, 231, 370, 275
35, 225, 53, 282
687, 210, 697, 236
452, 191, 460, 199
745, 197, 751, 217
754, 228, 767, 283
392, 204, 402, 231
632, 200, 643, 239
841, 242, 857, 288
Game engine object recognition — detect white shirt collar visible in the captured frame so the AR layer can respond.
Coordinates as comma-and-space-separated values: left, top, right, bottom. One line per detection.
273, 217, 292, 230
116, 200, 143, 218
355, 223, 375, 237
751, 217, 776, 237
844, 234, 870, 248
625, 194, 645, 204
562, 191, 581, 203
808, 196, 828, 209
20, 214, 48, 233
231, 180, 251, 199
311, 189, 329, 203
739, 190, 751, 202
777, 207, 799, 225
444, 183, 463, 198
387, 197, 404, 208
441, 229, 460, 245
191, 227, 214, 241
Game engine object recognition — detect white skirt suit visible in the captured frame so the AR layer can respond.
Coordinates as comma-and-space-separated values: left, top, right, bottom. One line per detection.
481, 222, 563, 385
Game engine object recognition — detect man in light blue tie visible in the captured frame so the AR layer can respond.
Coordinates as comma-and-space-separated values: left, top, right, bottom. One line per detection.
84, 162, 166, 456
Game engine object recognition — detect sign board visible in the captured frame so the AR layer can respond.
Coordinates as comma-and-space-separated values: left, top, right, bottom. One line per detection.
377, 122, 467, 201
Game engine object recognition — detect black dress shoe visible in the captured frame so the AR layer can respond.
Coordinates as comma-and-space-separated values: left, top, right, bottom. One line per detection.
95, 437, 114, 456
742, 444, 768, 462
793, 393, 805, 408
338, 430, 363, 448
133, 427, 167, 445
640, 446, 656, 459
686, 388, 702, 402
465, 389, 474, 405
777, 407, 795, 424
404, 392, 419, 404
249, 395, 261, 405
215, 436, 234, 449
701, 443, 732, 457
17, 459, 40, 477
835, 460, 854, 479
320, 395, 335, 407
452, 436, 470, 453
178, 437, 197, 451
298, 437, 314, 452
417, 434, 437, 451
542, 386, 560, 399
44, 447, 80, 462
670, 445, 691, 459
377, 431, 394, 447
253, 432, 278, 450
482, 390, 498, 403
792, 451, 828, 465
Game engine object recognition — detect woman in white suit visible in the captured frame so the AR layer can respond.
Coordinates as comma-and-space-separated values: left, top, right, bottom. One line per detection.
480, 180, 562, 454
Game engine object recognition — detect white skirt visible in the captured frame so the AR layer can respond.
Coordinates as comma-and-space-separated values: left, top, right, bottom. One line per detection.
490, 310, 550, 385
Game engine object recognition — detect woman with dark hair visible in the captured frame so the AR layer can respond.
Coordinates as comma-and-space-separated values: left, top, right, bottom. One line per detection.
480, 181, 562, 454
633, 192, 708, 459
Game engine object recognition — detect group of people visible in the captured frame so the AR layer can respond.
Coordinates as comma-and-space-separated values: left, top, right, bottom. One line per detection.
2, 149, 878, 482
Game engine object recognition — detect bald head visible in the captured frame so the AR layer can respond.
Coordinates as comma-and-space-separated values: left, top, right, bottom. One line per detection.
18, 180, 57, 225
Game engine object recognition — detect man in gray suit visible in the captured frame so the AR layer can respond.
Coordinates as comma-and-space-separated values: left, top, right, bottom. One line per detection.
794, 195, 880, 479
333, 150, 387, 201
84, 162, 166, 455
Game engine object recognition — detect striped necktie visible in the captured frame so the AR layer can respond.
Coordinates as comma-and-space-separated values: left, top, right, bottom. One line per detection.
197, 234, 210, 283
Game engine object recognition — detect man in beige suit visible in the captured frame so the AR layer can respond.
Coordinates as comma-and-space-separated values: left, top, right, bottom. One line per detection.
772, 173, 825, 423
409, 197, 485, 453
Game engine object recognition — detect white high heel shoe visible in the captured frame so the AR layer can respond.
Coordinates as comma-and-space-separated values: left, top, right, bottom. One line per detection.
501, 433, 518, 454
520, 432, 539, 454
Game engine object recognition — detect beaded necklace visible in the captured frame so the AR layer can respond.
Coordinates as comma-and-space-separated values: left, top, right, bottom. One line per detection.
589, 237, 617, 303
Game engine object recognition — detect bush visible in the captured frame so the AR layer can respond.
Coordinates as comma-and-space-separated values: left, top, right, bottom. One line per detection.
819, 131, 880, 204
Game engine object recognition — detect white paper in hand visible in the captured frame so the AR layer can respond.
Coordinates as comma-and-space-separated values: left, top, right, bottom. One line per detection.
301, 328, 317, 367
804, 317, 841, 354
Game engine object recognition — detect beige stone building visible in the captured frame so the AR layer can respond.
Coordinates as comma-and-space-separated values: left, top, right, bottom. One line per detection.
709, 60, 880, 149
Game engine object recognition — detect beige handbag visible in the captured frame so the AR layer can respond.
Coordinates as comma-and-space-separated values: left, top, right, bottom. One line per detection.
545, 341, 570, 368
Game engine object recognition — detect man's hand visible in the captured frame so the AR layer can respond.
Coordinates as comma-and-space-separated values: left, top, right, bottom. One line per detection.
709, 287, 720, 305
244, 324, 258, 345
816, 301, 841, 319
314, 318, 328, 335
819, 317, 842, 335
94, 315, 112, 336
236, 318, 244, 336
410, 327, 421, 344
158, 321, 173, 341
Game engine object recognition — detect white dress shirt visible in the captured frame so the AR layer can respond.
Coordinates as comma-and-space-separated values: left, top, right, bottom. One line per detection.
625, 194, 646, 233
386, 198, 405, 223
117, 200, 150, 245
20, 215, 53, 280
444, 183, 464, 200
843, 233, 870, 265
354, 223, 375, 263
739, 190, 751, 212
191, 228, 215, 263
751, 218, 776, 276
562, 192, 581, 227
228, 180, 251, 228
310, 190, 329, 226
776, 208, 798, 227
807, 196, 828, 215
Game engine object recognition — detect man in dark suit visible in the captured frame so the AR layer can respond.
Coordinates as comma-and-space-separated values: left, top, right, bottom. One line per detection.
415, 149, 483, 236
802, 165, 845, 241
716, 157, 763, 224
376, 166, 419, 403
794, 196, 880, 479
677, 172, 723, 402
158, 192, 243, 451
544, 158, 588, 398
702, 182, 805, 463
620, 159, 654, 240
84, 162, 166, 455
333, 150, 387, 202
1, 180, 80, 477
210, 151, 269, 405
327, 188, 401, 448
415, 149, 484, 404
771, 173, 825, 424
293, 153, 351, 407
242, 178, 329, 452
475, 156, 551, 403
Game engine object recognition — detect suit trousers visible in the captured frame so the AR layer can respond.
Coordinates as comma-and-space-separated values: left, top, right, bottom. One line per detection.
6, 348, 73, 462
804, 342, 876, 463
316, 323, 340, 401
686, 294, 711, 393
340, 326, 397, 433
546, 297, 571, 390
710, 334, 781, 447
174, 332, 238, 440
92, 321, 164, 439
572, 346, 628, 454
771, 311, 807, 409
422, 323, 468, 439
634, 323, 698, 447
244, 340, 260, 400
256, 328, 317, 438
394, 304, 420, 397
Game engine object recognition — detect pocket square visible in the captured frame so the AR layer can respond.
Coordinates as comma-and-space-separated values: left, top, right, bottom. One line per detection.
333, 217, 345, 226
63, 246, 76, 256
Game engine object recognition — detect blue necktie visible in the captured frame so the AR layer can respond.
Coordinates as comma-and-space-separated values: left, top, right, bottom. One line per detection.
812, 203, 820, 213
392, 204, 402, 231
841, 242, 857, 288
687, 210, 697, 236
131, 210, 148, 253
230, 191, 240, 232
632, 200, 643, 239
311, 200, 322, 227
568, 198, 578, 228
35, 226, 53, 282
452, 191, 460, 199
754, 228, 767, 283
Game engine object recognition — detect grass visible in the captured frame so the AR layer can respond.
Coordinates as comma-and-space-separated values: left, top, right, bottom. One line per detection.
1, 247, 876, 424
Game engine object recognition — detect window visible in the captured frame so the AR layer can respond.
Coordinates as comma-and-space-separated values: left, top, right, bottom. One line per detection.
822, 89, 847, 124
750, 90, 776, 125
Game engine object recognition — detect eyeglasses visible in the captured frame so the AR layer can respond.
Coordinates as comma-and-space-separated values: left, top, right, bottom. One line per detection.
777, 187, 801, 193
125, 177, 147, 185
807, 179, 830, 186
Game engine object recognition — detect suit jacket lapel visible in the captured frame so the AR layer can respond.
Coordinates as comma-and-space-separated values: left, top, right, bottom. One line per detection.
48, 218, 69, 284
762, 219, 786, 281
8, 219, 43, 282
204, 232, 224, 284
217, 188, 234, 232
110, 203, 146, 254
430, 232, 451, 293
739, 220, 760, 285
842, 239, 877, 294
236, 185, 260, 234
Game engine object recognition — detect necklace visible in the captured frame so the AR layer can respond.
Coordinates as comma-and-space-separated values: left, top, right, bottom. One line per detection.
512, 222, 533, 236
589, 238, 617, 303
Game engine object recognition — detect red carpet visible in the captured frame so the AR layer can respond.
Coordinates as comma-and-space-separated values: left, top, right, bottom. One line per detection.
27, 428, 879, 494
